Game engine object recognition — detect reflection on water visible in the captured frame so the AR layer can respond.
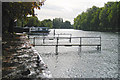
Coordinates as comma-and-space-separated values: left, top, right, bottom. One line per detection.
30, 29, 118, 78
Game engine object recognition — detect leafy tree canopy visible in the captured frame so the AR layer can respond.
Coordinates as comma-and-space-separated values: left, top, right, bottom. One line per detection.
74, 2, 119, 32
24, 17, 73, 29
2, 1, 45, 33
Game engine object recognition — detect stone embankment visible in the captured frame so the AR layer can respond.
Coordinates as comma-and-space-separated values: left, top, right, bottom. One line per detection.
2, 33, 52, 79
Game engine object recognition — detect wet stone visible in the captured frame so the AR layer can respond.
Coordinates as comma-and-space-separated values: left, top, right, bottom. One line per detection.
2, 62, 19, 67
21, 69, 30, 76
2, 34, 52, 79
2, 70, 13, 77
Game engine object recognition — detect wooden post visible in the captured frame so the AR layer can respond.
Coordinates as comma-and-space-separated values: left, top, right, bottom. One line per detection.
54, 29, 55, 35
97, 37, 101, 51
56, 45, 58, 55
56, 37, 59, 55
33, 37, 35, 46
100, 36, 101, 50
80, 37, 82, 45
79, 37, 82, 52
43, 37, 45, 44
69, 34, 71, 43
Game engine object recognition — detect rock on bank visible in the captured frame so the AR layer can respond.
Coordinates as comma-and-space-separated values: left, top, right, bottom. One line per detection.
2, 33, 52, 79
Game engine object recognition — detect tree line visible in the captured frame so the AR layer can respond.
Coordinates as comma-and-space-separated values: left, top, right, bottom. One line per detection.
2, 2, 45, 34
3, 2, 119, 33
16, 17, 73, 29
73, 2, 120, 32
2, 2, 72, 34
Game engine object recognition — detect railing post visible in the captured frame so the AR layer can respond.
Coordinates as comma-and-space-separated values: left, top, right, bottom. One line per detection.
54, 29, 55, 35
56, 37, 59, 55
100, 36, 101, 50
33, 37, 35, 46
96, 37, 101, 51
43, 37, 45, 44
80, 37, 81, 45
79, 37, 82, 52
69, 34, 71, 43
56, 45, 58, 55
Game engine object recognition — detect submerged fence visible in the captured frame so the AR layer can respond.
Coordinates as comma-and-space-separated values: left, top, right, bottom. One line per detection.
29, 36, 101, 55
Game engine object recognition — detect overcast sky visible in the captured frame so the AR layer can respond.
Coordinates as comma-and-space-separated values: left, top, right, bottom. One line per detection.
35, 0, 119, 24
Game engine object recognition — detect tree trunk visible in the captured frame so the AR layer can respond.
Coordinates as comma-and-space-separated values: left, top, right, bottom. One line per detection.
8, 19, 14, 33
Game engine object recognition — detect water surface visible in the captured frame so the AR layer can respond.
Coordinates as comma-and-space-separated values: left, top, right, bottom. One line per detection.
30, 29, 118, 78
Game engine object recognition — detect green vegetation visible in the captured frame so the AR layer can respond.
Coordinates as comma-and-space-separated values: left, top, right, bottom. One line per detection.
2, 1, 45, 33
26, 16, 41, 27
73, 2, 120, 32
3, 2, 119, 32
40, 19, 53, 28
53, 18, 73, 29
17, 17, 73, 29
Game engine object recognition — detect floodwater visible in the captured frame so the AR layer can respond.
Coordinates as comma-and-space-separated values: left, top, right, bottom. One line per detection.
29, 29, 118, 78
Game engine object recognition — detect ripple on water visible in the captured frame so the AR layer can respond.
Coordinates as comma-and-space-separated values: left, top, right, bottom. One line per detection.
31, 29, 118, 78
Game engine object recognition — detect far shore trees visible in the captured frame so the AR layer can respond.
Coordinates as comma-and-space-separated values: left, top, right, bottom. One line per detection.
73, 2, 119, 32
53, 18, 73, 29
18, 17, 73, 29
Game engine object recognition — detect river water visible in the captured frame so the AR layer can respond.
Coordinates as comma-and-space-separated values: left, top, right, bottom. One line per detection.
29, 29, 118, 78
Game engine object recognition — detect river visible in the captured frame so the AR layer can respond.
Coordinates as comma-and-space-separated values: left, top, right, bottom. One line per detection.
29, 29, 118, 78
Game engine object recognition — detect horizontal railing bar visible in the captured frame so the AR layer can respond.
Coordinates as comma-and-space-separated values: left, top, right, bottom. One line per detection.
56, 33, 72, 35
34, 44, 101, 46
29, 36, 101, 39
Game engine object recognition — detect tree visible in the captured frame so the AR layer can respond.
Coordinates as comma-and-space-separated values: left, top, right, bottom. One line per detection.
74, 2, 119, 32
26, 16, 41, 27
40, 19, 53, 28
53, 18, 63, 29
62, 21, 72, 29
53, 18, 72, 29
107, 2, 118, 31
74, 12, 88, 30
2, 1, 45, 33
89, 6, 100, 30
117, 2, 120, 31
16, 18, 27, 27
73, 14, 81, 29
